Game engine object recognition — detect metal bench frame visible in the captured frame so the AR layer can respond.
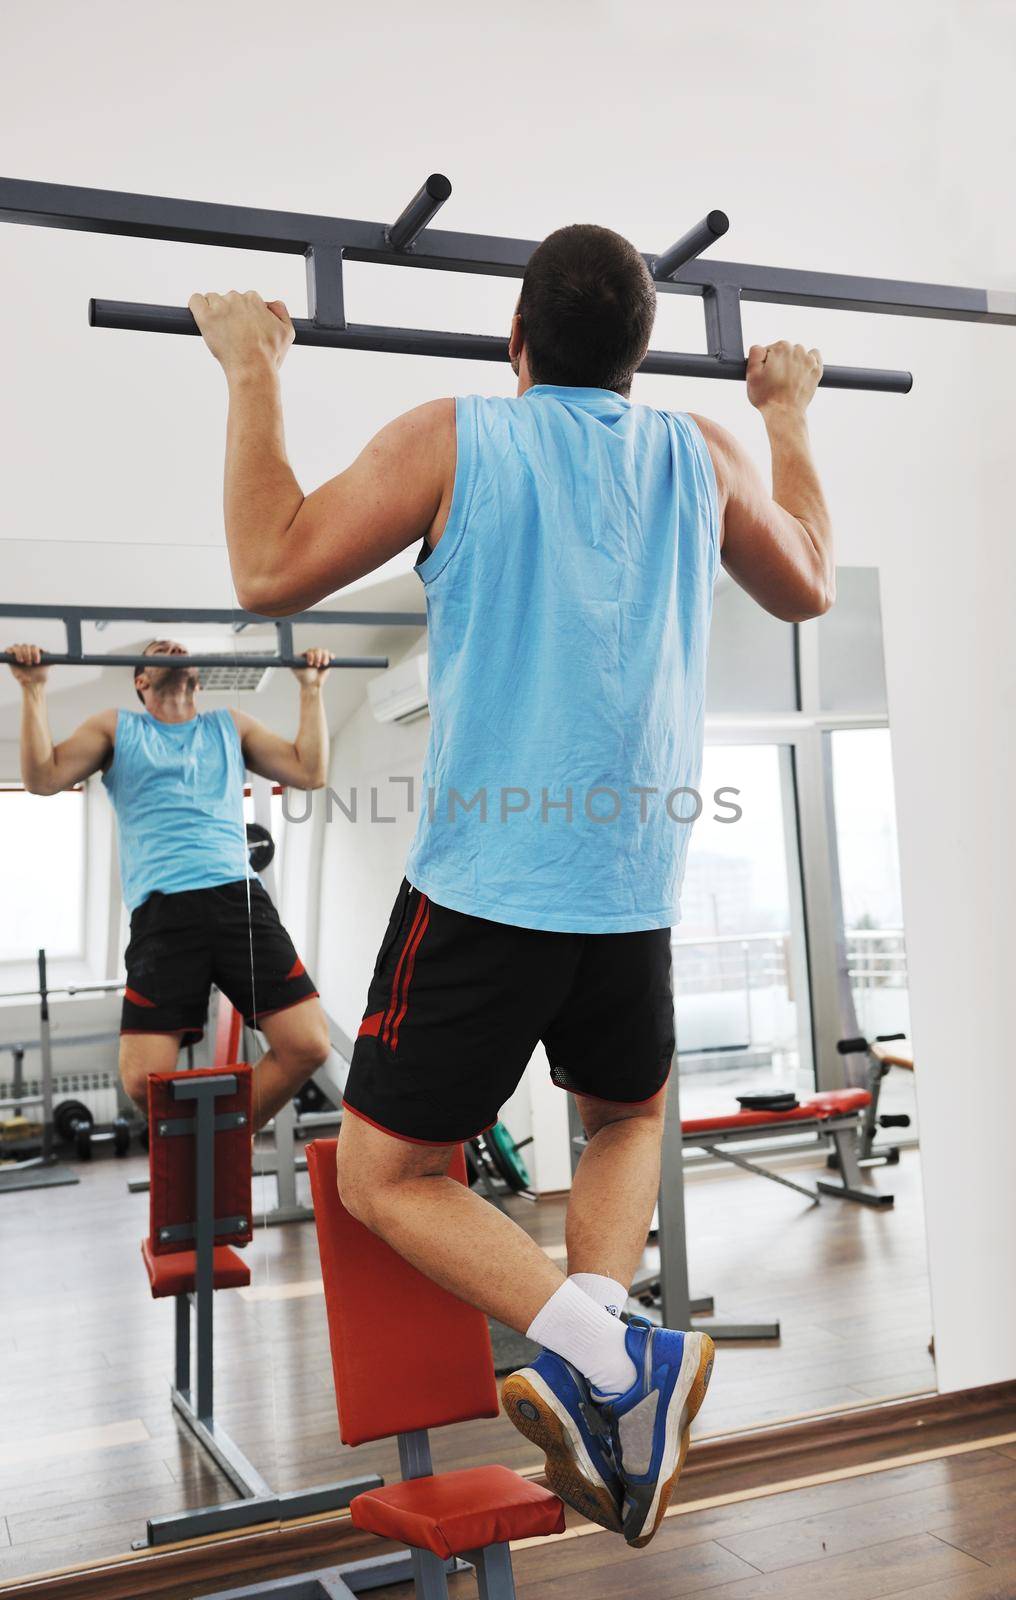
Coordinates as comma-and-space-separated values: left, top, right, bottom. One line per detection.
143, 1071, 381, 1548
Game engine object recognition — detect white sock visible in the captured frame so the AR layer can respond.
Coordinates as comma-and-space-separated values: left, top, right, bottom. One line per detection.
527, 1279, 637, 1398
570, 1272, 629, 1318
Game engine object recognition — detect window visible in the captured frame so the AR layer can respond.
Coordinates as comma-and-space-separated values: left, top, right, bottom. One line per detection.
674, 745, 811, 1116
0, 786, 86, 962
828, 726, 914, 1130
830, 727, 910, 1036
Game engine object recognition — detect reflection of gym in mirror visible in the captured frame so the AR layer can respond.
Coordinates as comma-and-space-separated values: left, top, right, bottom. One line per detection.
0, 131, 1012, 1600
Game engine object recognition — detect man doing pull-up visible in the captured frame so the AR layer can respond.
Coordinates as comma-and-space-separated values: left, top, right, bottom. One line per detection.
7, 638, 334, 1130
186, 223, 833, 1545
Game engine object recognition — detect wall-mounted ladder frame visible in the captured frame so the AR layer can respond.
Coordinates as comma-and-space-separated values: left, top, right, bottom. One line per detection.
2, 172, 1015, 393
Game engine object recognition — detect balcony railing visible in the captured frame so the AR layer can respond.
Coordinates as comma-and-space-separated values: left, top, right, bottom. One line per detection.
672, 926, 908, 1062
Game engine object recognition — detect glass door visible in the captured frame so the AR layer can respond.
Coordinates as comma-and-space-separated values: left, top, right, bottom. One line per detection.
674, 743, 812, 1118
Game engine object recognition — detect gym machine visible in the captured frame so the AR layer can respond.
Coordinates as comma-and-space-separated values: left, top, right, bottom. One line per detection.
0, 172, 1013, 394
0, 949, 134, 1192
0, 600, 424, 676
837, 1031, 915, 1165
139, 1064, 381, 1547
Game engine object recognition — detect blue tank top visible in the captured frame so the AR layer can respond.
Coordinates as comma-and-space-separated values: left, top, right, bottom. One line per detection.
102, 708, 250, 911
404, 385, 720, 933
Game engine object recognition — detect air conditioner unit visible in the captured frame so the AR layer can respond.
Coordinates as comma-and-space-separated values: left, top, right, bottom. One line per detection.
367, 652, 429, 725
152, 634, 275, 693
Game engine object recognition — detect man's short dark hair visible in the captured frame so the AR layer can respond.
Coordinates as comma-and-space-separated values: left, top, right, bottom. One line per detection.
134, 640, 158, 705
518, 224, 656, 394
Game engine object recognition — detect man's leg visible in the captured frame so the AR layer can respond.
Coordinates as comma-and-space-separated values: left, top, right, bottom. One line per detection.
337, 1110, 564, 1333
119, 1030, 186, 1116
566, 1087, 667, 1293
339, 884, 637, 1394
250, 997, 331, 1131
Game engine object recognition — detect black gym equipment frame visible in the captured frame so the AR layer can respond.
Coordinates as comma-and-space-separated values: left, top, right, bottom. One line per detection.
145, 1072, 381, 1549
2, 173, 1015, 390
0, 601, 425, 673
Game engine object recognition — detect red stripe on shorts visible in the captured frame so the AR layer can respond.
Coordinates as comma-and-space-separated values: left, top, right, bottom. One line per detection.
381, 894, 428, 1047
124, 986, 157, 1009
388, 897, 430, 1052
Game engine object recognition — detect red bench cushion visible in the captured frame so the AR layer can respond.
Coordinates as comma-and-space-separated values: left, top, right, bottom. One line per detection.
350, 1466, 565, 1558
682, 1088, 871, 1137
141, 1237, 251, 1298
306, 1140, 499, 1446
807, 1089, 871, 1115
147, 1065, 253, 1256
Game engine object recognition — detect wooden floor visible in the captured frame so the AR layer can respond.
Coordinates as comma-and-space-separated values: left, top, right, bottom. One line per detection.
450, 1443, 1016, 1600
0, 1143, 936, 1586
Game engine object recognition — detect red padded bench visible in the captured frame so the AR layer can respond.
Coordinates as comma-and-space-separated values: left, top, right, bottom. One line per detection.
139, 1066, 381, 1552
300, 1138, 565, 1600
681, 1087, 893, 1209
629, 1086, 893, 1343
139, 1066, 259, 1547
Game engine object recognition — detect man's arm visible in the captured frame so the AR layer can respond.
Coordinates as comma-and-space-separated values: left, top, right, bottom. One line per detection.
187, 291, 455, 616
6, 645, 115, 794
232, 650, 332, 791
690, 341, 834, 623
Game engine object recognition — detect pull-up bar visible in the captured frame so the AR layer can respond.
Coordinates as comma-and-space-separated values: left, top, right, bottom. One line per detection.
0, 601, 426, 672
2, 172, 1015, 393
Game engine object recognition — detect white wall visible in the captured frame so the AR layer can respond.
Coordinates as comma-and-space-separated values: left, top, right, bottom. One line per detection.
1, 0, 1014, 1390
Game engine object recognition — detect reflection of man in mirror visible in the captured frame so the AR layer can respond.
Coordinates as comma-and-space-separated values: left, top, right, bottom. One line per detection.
6, 637, 334, 1130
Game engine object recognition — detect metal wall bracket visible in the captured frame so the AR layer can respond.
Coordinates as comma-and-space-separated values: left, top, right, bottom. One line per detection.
3, 172, 1013, 390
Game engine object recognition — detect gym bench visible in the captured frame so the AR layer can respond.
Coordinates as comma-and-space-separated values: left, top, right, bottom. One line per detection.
205, 1140, 565, 1598
630, 1086, 892, 1342
140, 1065, 380, 1547
681, 1088, 895, 1210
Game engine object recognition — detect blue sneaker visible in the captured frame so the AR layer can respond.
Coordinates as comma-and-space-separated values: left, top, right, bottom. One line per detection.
502, 1350, 624, 1532
599, 1318, 715, 1547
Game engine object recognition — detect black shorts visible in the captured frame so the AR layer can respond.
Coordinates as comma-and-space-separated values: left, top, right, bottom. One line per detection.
121, 879, 318, 1041
344, 880, 675, 1144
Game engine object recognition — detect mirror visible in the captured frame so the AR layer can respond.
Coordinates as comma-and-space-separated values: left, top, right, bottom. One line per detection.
0, 555, 931, 1588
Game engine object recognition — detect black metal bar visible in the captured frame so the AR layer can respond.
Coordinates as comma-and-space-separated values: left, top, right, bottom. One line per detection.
157, 1112, 246, 1137
471, 1542, 517, 1600
654, 211, 729, 280
175, 1292, 190, 1394
158, 1401, 275, 1523
170, 1075, 233, 1421
387, 174, 452, 252
0, 174, 1010, 401
703, 283, 744, 363
87, 301, 912, 392
0, 651, 387, 669
397, 1429, 434, 1480
0, 601, 426, 627
6, 176, 1011, 323
158, 1218, 248, 1244
306, 243, 346, 329
37, 948, 53, 1164
686, 255, 1012, 323
275, 1477, 384, 1518
195, 1086, 215, 1419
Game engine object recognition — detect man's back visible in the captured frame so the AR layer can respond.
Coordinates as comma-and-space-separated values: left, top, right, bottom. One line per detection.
405, 384, 719, 933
